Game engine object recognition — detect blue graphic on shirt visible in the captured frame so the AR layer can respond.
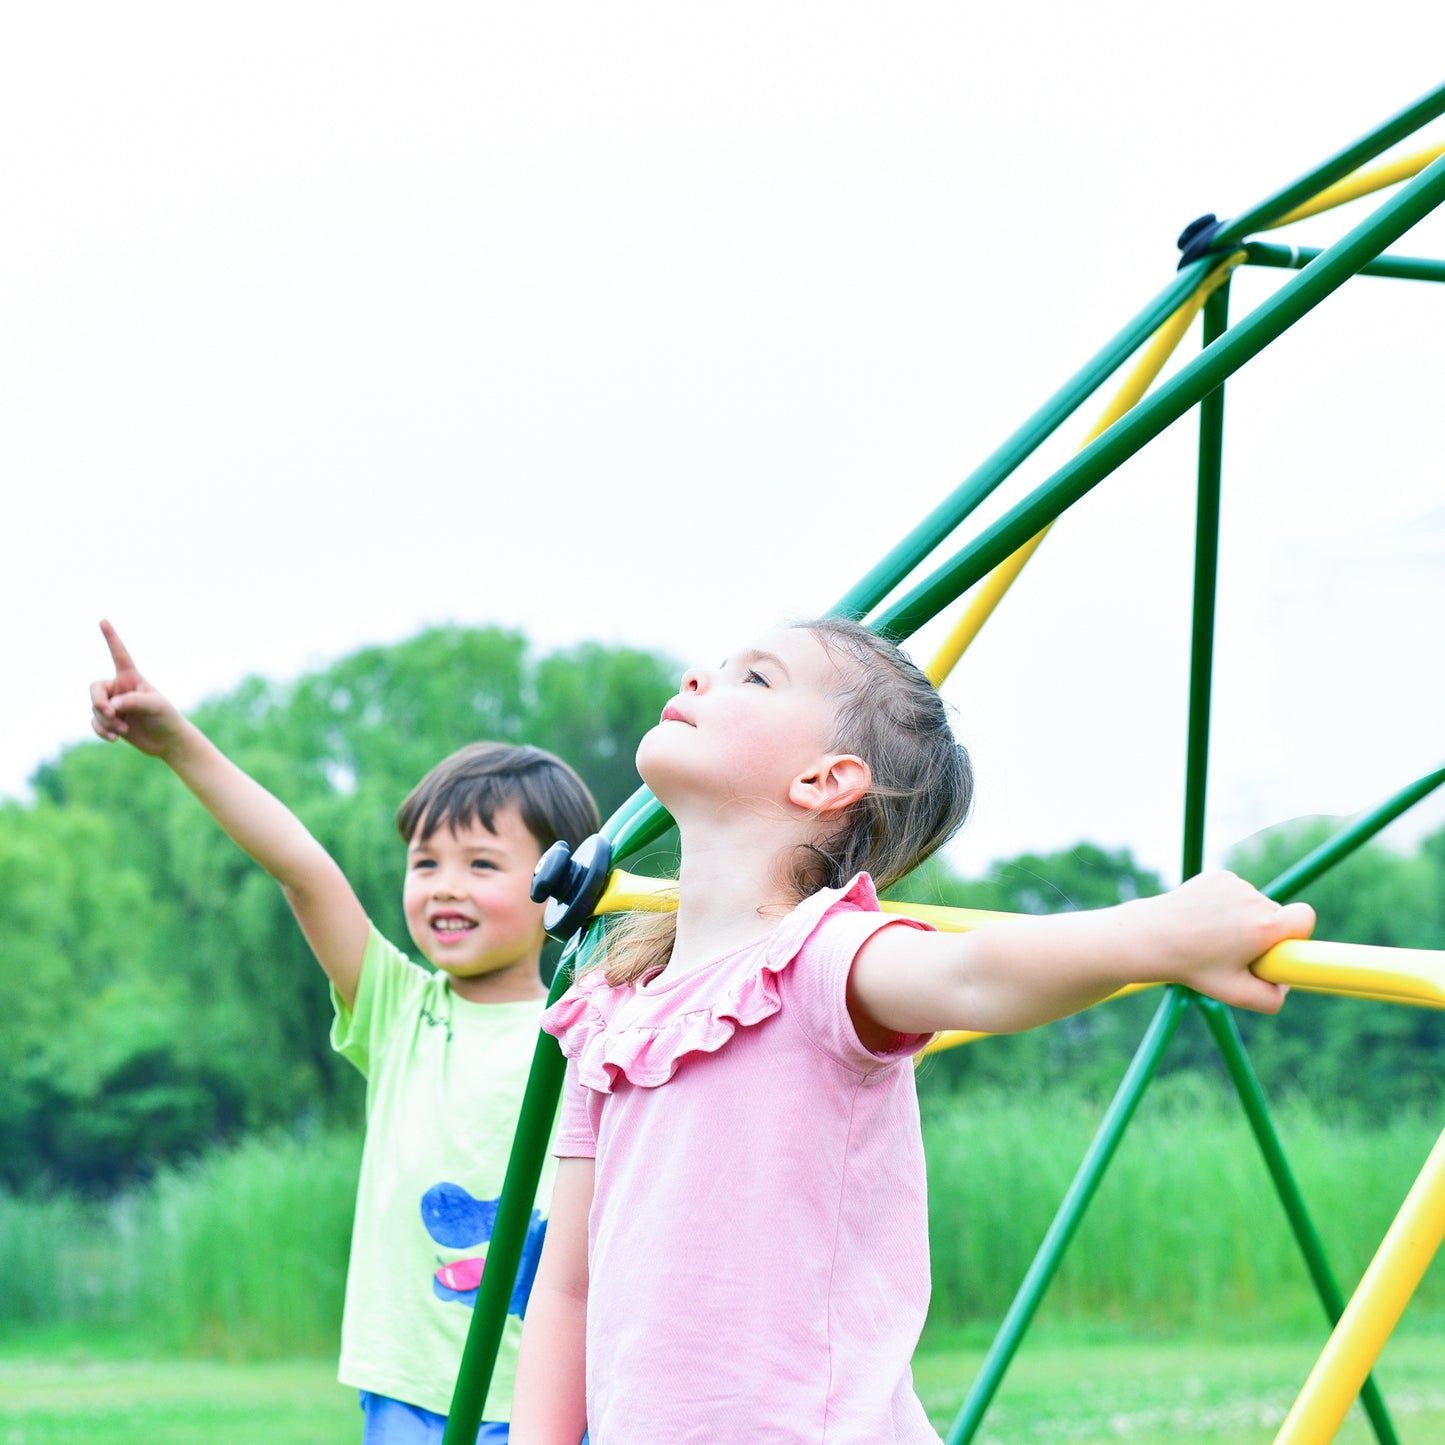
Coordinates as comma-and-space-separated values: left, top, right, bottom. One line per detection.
421, 1181, 547, 1317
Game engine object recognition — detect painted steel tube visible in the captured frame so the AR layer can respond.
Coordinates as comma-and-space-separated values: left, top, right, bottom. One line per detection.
943, 988, 1195, 1444
1200, 1000, 1400, 1445
875, 149, 1445, 640
442, 935, 590, 1443
1245, 242, 1445, 282
1213, 81, 1445, 247
1180, 281, 1230, 881
1265, 143, 1445, 230
1265, 766, 1445, 903
1272, 1129, 1445, 1445
834, 266, 1208, 621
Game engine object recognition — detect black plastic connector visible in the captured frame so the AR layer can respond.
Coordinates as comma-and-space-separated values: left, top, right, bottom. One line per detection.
1176, 213, 1222, 269
530, 833, 613, 942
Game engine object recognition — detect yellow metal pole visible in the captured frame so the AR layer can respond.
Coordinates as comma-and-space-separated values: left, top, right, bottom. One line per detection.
925, 256, 1243, 687
1267, 143, 1445, 230
920, 934, 1445, 1055
923, 527, 1051, 684
591, 869, 1445, 1009
1272, 1125, 1445, 1445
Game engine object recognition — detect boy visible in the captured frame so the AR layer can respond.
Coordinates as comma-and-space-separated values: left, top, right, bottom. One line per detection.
90, 619, 600, 1443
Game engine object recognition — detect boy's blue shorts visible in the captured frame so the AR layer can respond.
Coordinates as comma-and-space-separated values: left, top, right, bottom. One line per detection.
358, 1391, 510, 1443
358, 1391, 590, 1444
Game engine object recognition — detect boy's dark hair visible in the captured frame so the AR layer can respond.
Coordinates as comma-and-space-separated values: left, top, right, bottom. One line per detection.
396, 742, 600, 856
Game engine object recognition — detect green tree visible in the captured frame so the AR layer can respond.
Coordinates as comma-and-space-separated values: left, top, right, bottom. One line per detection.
534, 641, 682, 823
0, 800, 239, 1190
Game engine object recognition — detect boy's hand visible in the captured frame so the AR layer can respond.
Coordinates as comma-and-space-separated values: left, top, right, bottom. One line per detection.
90, 619, 188, 760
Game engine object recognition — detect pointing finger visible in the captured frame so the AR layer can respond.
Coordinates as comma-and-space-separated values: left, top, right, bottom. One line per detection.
99, 618, 138, 676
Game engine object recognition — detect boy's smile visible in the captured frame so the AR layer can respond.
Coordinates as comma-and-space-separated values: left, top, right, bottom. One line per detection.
402, 804, 549, 1003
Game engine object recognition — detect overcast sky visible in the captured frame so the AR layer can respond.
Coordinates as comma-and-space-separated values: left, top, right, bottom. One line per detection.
5, 5, 1444, 884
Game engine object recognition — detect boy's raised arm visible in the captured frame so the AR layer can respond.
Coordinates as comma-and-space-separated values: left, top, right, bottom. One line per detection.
90, 619, 370, 1009
849, 870, 1315, 1041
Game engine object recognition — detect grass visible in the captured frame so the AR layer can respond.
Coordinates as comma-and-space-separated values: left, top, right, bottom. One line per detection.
922, 1081, 1445, 1333
0, 1351, 357, 1445
7, 1092, 1442, 1352
3, 1325, 1444, 1443
0, 1129, 359, 1356
6, 1094, 1445, 1440
913, 1324, 1445, 1442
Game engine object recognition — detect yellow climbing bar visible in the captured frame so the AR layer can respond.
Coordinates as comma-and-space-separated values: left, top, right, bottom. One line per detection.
588, 870, 1445, 1039
1256, 937, 1445, 1008
912, 910, 1445, 1055
1267, 142, 1445, 230
925, 254, 1245, 687
1272, 1124, 1445, 1445
593, 869, 680, 915
924, 527, 1050, 685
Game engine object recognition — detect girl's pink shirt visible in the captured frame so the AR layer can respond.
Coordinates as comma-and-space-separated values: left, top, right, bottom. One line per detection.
540, 875, 943, 1444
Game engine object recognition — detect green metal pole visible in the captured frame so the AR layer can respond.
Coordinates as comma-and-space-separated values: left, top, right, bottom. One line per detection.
1244, 242, 1445, 283
603, 786, 652, 840
941, 753, 1445, 1445
1181, 279, 1231, 881
1172, 766, 1445, 1445
943, 749, 1444, 1445
875, 148, 1445, 641
442, 931, 593, 1445
1197, 999, 1401, 1445
943, 987, 1195, 1444
572, 774, 678, 876
847, 81, 1445, 631
1264, 765, 1445, 902
1211, 81, 1445, 248
609, 788, 676, 862
833, 264, 1211, 620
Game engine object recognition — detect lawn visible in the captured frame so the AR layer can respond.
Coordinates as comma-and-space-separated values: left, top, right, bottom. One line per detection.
913, 1325, 1445, 1443
0, 1353, 358, 1445
1, 1327, 1443, 1443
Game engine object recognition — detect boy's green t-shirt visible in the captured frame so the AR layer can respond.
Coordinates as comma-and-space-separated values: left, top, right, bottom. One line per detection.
330, 925, 558, 1420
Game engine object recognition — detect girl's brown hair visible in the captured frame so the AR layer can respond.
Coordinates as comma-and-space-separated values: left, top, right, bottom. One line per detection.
602, 616, 973, 985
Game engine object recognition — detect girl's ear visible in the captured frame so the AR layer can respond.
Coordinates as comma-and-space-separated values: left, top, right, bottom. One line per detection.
788, 754, 871, 815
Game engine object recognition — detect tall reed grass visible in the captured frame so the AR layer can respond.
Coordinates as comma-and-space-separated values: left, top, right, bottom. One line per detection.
923, 1076, 1444, 1334
1, 1128, 360, 1357
3, 1087, 1440, 1359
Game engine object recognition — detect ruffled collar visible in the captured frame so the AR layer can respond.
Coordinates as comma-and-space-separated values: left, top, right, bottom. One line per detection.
541, 874, 879, 1092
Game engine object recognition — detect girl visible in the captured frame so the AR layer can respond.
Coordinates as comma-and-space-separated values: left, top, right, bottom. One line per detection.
511, 615, 1313, 1444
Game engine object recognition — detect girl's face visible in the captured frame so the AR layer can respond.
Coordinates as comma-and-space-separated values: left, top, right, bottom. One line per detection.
637, 626, 845, 813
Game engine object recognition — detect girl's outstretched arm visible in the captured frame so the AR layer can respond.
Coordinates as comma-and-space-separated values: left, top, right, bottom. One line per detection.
511, 1156, 593, 1444
849, 871, 1314, 1041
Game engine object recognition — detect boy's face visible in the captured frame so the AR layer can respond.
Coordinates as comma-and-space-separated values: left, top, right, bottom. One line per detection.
402, 803, 549, 1003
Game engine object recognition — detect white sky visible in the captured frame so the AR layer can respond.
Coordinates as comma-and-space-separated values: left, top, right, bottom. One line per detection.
5, 5, 1444, 883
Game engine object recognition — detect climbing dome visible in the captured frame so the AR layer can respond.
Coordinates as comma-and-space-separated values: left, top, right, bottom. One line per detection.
447, 81, 1445, 1445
